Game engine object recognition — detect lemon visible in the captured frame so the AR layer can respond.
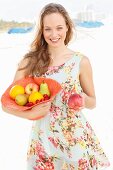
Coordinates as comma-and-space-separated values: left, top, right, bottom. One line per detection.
28, 91, 44, 104
9, 85, 25, 99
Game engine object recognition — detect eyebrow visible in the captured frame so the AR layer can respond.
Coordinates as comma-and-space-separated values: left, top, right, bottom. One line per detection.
44, 25, 63, 28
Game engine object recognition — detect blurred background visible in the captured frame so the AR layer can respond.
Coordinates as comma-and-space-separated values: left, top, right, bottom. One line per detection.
0, 0, 113, 169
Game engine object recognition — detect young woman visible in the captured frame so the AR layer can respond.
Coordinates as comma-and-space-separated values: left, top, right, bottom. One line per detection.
2, 3, 110, 170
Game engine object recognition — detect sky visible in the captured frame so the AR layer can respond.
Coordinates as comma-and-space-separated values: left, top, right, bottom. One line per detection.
0, 0, 113, 22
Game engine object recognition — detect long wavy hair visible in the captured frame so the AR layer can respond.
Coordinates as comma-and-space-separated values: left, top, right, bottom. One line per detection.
19, 3, 74, 76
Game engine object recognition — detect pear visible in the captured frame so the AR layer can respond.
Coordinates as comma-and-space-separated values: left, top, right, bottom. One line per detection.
39, 81, 50, 97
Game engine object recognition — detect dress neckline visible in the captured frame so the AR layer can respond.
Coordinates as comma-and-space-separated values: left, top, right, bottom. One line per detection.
48, 53, 76, 69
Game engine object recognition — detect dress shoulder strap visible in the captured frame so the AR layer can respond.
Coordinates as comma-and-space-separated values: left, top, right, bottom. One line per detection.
75, 51, 85, 59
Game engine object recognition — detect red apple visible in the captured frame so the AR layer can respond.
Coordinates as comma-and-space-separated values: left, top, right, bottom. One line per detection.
25, 83, 39, 95
68, 93, 83, 110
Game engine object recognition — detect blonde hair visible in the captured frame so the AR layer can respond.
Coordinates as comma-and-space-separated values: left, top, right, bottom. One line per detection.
19, 3, 74, 76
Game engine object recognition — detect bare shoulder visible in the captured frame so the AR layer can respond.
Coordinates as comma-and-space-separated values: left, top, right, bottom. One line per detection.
74, 51, 91, 70
80, 55, 90, 66
80, 55, 92, 74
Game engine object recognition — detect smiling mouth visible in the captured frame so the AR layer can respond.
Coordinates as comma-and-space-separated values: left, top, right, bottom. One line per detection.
50, 38, 60, 42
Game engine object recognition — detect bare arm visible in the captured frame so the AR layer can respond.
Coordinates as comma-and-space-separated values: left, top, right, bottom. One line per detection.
79, 56, 96, 109
2, 102, 52, 120
1, 58, 52, 120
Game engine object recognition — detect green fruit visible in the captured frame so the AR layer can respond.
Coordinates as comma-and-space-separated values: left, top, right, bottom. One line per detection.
15, 94, 28, 106
39, 81, 50, 97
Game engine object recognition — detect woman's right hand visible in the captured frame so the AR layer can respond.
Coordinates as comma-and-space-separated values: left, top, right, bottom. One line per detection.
28, 101, 52, 120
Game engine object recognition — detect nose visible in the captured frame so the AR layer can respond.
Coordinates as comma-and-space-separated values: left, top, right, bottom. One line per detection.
51, 30, 58, 37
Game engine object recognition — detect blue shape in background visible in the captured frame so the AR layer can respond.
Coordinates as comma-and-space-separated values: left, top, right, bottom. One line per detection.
8, 27, 33, 34
77, 21, 104, 28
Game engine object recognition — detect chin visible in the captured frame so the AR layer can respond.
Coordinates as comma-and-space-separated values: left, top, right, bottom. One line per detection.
49, 42, 64, 48
51, 44, 60, 48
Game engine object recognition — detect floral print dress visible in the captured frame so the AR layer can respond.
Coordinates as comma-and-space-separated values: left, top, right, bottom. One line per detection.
27, 52, 110, 170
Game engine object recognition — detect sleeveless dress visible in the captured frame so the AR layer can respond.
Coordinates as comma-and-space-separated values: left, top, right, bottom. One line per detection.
27, 52, 110, 170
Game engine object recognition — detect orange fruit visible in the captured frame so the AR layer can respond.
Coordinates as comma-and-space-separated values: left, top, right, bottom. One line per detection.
28, 91, 44, 104
9, 85, 25, 99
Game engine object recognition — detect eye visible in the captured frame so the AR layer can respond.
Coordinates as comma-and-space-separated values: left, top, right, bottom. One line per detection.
44, 28, 51, 31
57, 27, 63, 30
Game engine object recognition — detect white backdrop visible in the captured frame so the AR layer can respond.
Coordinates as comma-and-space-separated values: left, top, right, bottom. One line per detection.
0, 24, 113, 169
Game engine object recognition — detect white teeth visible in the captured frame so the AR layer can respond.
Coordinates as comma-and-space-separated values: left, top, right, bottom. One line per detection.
51, 38, 59, 42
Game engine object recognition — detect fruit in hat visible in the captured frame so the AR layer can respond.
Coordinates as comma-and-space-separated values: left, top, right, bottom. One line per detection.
39, 81, 50, 97
25, 83, 39, 95
15, 94, 28, 106
28, 91, 44, 104
9, 85, 25, 99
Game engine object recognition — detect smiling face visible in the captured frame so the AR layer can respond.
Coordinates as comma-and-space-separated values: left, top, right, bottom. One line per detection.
43, 13, 68, 48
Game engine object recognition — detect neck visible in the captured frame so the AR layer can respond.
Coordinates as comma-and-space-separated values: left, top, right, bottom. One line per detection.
48, 45, 68, 59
